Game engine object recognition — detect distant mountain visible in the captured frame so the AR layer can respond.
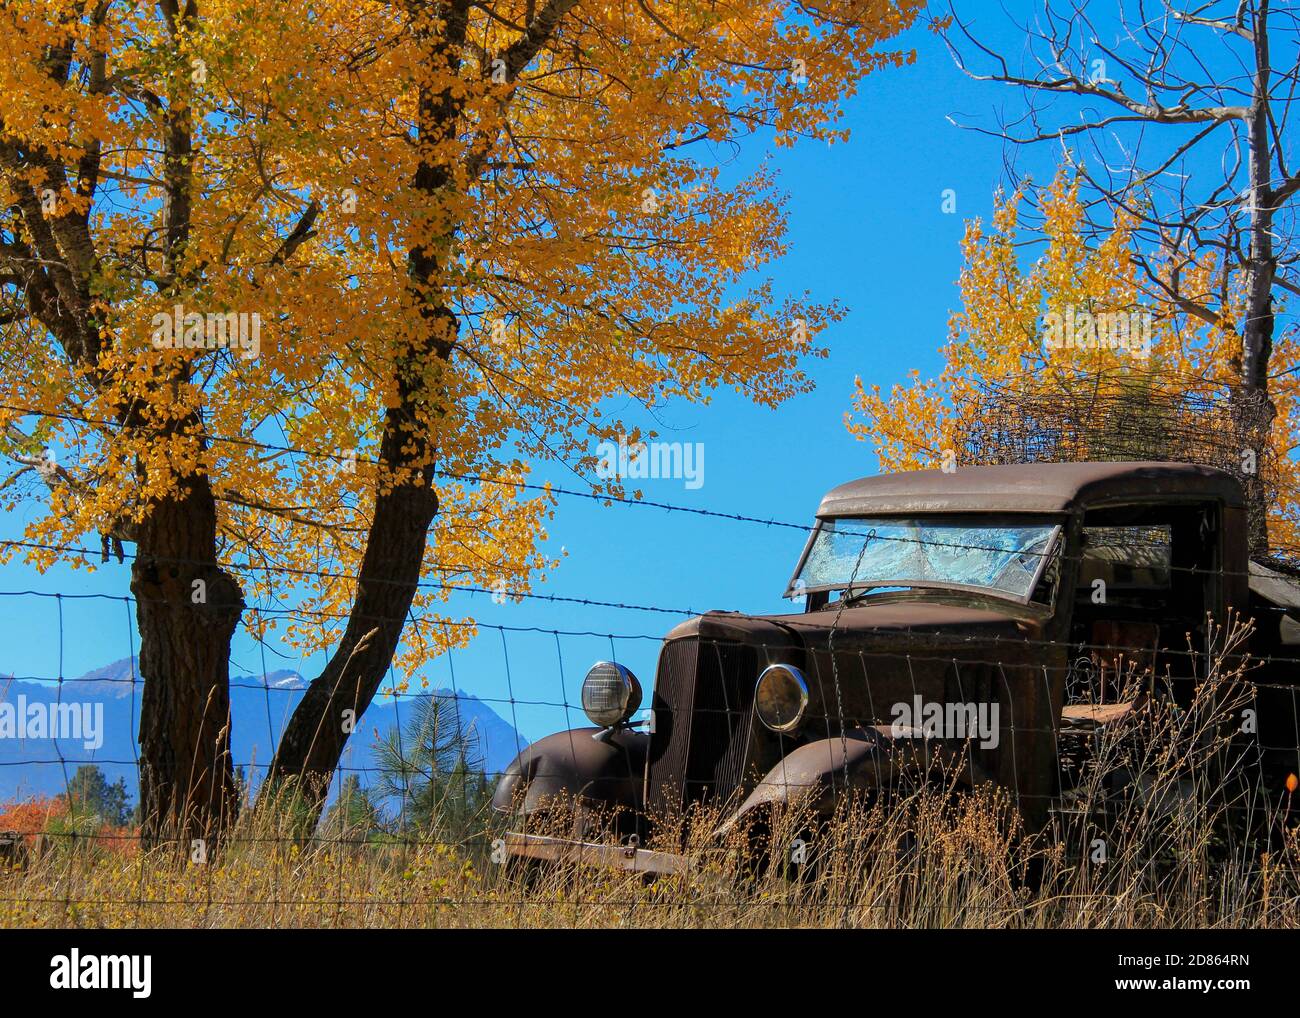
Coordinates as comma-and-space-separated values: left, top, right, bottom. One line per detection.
0, 658, 528, 807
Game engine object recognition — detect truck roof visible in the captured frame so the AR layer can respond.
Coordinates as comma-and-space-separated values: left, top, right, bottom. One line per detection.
817, 461, 1245, 517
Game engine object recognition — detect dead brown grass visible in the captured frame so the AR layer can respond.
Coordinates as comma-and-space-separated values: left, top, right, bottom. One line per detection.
4, 624, 1298, 928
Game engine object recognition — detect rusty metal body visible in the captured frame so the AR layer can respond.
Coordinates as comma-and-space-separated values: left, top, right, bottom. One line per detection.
493, 462, 1295, 867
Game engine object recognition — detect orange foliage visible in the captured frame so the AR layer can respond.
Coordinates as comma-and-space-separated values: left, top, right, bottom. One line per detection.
0, 796, 137, 856
0, 796, 66, 836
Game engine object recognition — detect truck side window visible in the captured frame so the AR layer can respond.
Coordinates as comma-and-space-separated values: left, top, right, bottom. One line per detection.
1071, 504, 1219, 705
1078, 524, 1172, 604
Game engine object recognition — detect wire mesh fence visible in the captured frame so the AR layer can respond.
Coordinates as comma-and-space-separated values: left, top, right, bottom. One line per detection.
2, 549, 1300, 928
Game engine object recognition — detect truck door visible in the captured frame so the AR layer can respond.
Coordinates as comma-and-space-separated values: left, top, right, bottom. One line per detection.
1068, 501, 1221, 706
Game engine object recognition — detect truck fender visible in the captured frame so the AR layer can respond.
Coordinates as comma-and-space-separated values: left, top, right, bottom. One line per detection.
491, 727, 648, 821
717, 725, 991, 834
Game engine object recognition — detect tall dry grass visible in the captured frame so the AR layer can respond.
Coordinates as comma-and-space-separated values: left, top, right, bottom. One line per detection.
3, 623, 1298, 928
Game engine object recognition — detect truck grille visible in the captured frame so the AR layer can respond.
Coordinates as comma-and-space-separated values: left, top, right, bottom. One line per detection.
645, 636, 759, 816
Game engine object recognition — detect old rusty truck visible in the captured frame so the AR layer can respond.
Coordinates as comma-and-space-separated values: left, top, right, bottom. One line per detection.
493, 462, 1300, 872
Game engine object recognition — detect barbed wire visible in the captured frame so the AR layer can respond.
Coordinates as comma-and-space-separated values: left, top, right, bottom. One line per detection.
3, 509, 1299, 615
7, 584, 1300, 673
0, 399, 811, 529
9, 399, 1300, 572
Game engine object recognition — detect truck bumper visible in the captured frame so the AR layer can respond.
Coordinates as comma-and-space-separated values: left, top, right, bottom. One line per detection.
500, 831, 692, 876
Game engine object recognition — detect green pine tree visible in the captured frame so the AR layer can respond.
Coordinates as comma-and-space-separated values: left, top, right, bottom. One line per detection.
374, 694, 495, 843
62, 765, 132, 827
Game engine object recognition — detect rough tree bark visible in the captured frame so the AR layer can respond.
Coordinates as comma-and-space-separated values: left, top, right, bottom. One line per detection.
130, 0, 244, 847
132, 474, 244, 847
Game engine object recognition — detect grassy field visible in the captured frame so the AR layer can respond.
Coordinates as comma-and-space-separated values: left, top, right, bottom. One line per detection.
4, 638, 1299, 929
1, 784, 1297, 929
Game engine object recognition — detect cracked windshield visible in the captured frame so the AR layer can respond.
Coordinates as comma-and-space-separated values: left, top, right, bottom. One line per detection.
796, 517, 1059, 600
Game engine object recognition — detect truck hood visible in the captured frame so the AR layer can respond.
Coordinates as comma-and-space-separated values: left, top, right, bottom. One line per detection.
766, 601, 1032, 641
663, 600, 1036, 652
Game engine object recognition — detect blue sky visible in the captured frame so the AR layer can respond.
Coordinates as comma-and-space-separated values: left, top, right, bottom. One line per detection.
0, 12, 1096, 757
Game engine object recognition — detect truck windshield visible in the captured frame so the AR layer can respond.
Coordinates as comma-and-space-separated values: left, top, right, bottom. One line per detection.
794, 517, 1059, 602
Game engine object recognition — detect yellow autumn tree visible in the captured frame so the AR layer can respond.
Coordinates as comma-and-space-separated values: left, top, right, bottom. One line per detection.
849, 171, 1300, 553
0, 0, 922, 840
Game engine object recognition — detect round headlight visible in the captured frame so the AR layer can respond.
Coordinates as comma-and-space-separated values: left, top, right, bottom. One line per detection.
582, 661, 642, 728
755, 664, 809, 733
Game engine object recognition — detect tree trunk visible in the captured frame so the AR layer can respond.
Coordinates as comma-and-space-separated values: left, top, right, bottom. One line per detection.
265, 328, 443, 817
132, 473, 244, 850
1232, 386, 1275, 561
1238, 1, 1278, 560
